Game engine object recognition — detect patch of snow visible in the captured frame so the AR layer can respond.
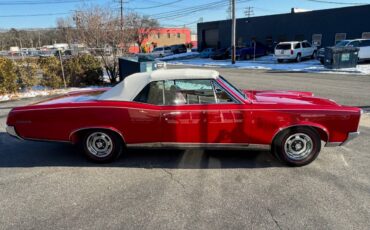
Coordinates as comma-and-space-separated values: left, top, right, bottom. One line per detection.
166, 55, 370, 75
157, 52, 200, 61
0, 86, 104, 102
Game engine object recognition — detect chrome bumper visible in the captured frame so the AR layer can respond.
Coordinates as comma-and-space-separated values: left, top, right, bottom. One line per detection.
6, 126, 23, 140
325, 131, 360, 147
340, 131, 360, 146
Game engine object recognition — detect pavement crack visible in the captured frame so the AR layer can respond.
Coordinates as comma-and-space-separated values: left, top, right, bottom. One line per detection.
267, 208, 282, 230
161, 168, 186, 190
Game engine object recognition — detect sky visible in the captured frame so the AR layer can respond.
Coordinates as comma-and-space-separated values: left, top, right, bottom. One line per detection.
0, 0, 369, 30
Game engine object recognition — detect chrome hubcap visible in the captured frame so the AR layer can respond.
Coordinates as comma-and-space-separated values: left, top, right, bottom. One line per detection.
86, 132, 113, 158
284, 133, 313, 160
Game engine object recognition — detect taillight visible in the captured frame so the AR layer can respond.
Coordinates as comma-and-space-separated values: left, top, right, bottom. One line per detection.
291, 50, 294, 55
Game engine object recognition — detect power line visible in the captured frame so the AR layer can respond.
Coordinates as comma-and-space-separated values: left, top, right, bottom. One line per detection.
0, 0, 97, 5
147, 0, 253, 20
244, 6, 254, 17
0, 12, 70, 18
129, 0, 184, 10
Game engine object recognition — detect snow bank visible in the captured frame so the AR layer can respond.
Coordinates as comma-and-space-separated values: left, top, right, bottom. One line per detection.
166, 55, 370, 75
157, 52, 200, 61
0, 87, 103, 102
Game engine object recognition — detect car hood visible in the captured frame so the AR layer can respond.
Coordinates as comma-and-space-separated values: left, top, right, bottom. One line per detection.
243, 90, 338, 106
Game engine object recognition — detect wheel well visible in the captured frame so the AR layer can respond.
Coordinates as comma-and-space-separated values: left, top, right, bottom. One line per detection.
272, 125, 329, 144
69, 128, 125, 144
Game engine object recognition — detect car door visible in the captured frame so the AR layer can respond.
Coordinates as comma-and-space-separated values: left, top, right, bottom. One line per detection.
130, 81, 164, 144
360, 40, 370, 59
160, 79, 250, 145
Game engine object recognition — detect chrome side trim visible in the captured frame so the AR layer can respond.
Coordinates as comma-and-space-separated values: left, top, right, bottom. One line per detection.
126, 142, 271, 150
271, 124, 329, 143
340, 131, 360, 146
6, 126, 23, 140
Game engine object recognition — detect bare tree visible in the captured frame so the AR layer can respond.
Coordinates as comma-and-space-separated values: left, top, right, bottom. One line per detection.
125, 13, 159, 53
66, 5, 124, 83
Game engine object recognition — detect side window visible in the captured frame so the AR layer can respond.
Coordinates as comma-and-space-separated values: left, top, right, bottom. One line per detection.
212, 81, 235, 103
294, 43, 301, 49
133, 81, 164, 105
361, 40, 370, 46
305, 42, 312, 47
164, 79, 216, 105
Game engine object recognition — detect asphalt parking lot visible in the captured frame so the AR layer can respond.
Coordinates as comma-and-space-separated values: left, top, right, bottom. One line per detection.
0, 68, 369, 229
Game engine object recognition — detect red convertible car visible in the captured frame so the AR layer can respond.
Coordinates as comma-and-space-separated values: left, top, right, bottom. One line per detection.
6, 69, 362, 166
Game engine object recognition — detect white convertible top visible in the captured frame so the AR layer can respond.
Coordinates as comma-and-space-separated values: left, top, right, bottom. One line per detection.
99, 68, 219, 101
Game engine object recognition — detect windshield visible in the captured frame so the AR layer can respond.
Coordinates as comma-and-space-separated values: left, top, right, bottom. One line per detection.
219, 76, 246, 100
335, 40, 350, 47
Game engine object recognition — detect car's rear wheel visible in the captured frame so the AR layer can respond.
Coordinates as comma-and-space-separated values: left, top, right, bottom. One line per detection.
81, 129, 124, 163
272, 127, 321, 166
296, 53, 302, 62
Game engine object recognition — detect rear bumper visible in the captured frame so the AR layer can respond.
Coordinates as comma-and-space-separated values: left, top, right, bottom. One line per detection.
325, 131, 360, 147
275, 55, 295, 60
6, 126, 23, 140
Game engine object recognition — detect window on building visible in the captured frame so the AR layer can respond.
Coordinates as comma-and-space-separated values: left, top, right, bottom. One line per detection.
335, 33, 347, 44
157, 33, 160, 39
312, 34, 322, 47
237, 37, 243, 47
167, 33, 170, 38
362, 32, 370, 39
177, 33, 180, 38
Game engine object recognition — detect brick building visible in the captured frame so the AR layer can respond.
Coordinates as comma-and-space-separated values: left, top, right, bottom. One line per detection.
129, 28, 192, 53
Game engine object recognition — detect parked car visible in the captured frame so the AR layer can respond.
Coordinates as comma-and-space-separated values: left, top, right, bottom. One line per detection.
317, 39, 370, 64
151, 46, 173, 58
170, 44, 187, 54
210, 47, 243, 60
200, 48, 215, 58
239, 42, 269, 60
210, 48, 230, 60
6, 69, 362, 166
275, 41, 317, 63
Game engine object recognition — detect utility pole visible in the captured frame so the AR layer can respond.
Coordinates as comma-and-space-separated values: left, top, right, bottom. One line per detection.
231, 0, 236, 64
244, 6, 254, 18
58, 50, 67, 88
119, 0, 124, 54
120, 0, 124, 31
226, 0, 232, 19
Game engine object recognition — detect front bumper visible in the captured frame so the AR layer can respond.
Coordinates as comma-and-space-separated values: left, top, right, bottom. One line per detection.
326, 131, 360, 147
6, 126, 23, 140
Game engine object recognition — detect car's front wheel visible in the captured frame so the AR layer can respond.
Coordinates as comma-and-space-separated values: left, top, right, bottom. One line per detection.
272, 127, 321, 166
81, 129, 124, 163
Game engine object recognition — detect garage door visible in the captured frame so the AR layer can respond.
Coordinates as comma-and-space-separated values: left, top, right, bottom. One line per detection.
205, 29, 219, 47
